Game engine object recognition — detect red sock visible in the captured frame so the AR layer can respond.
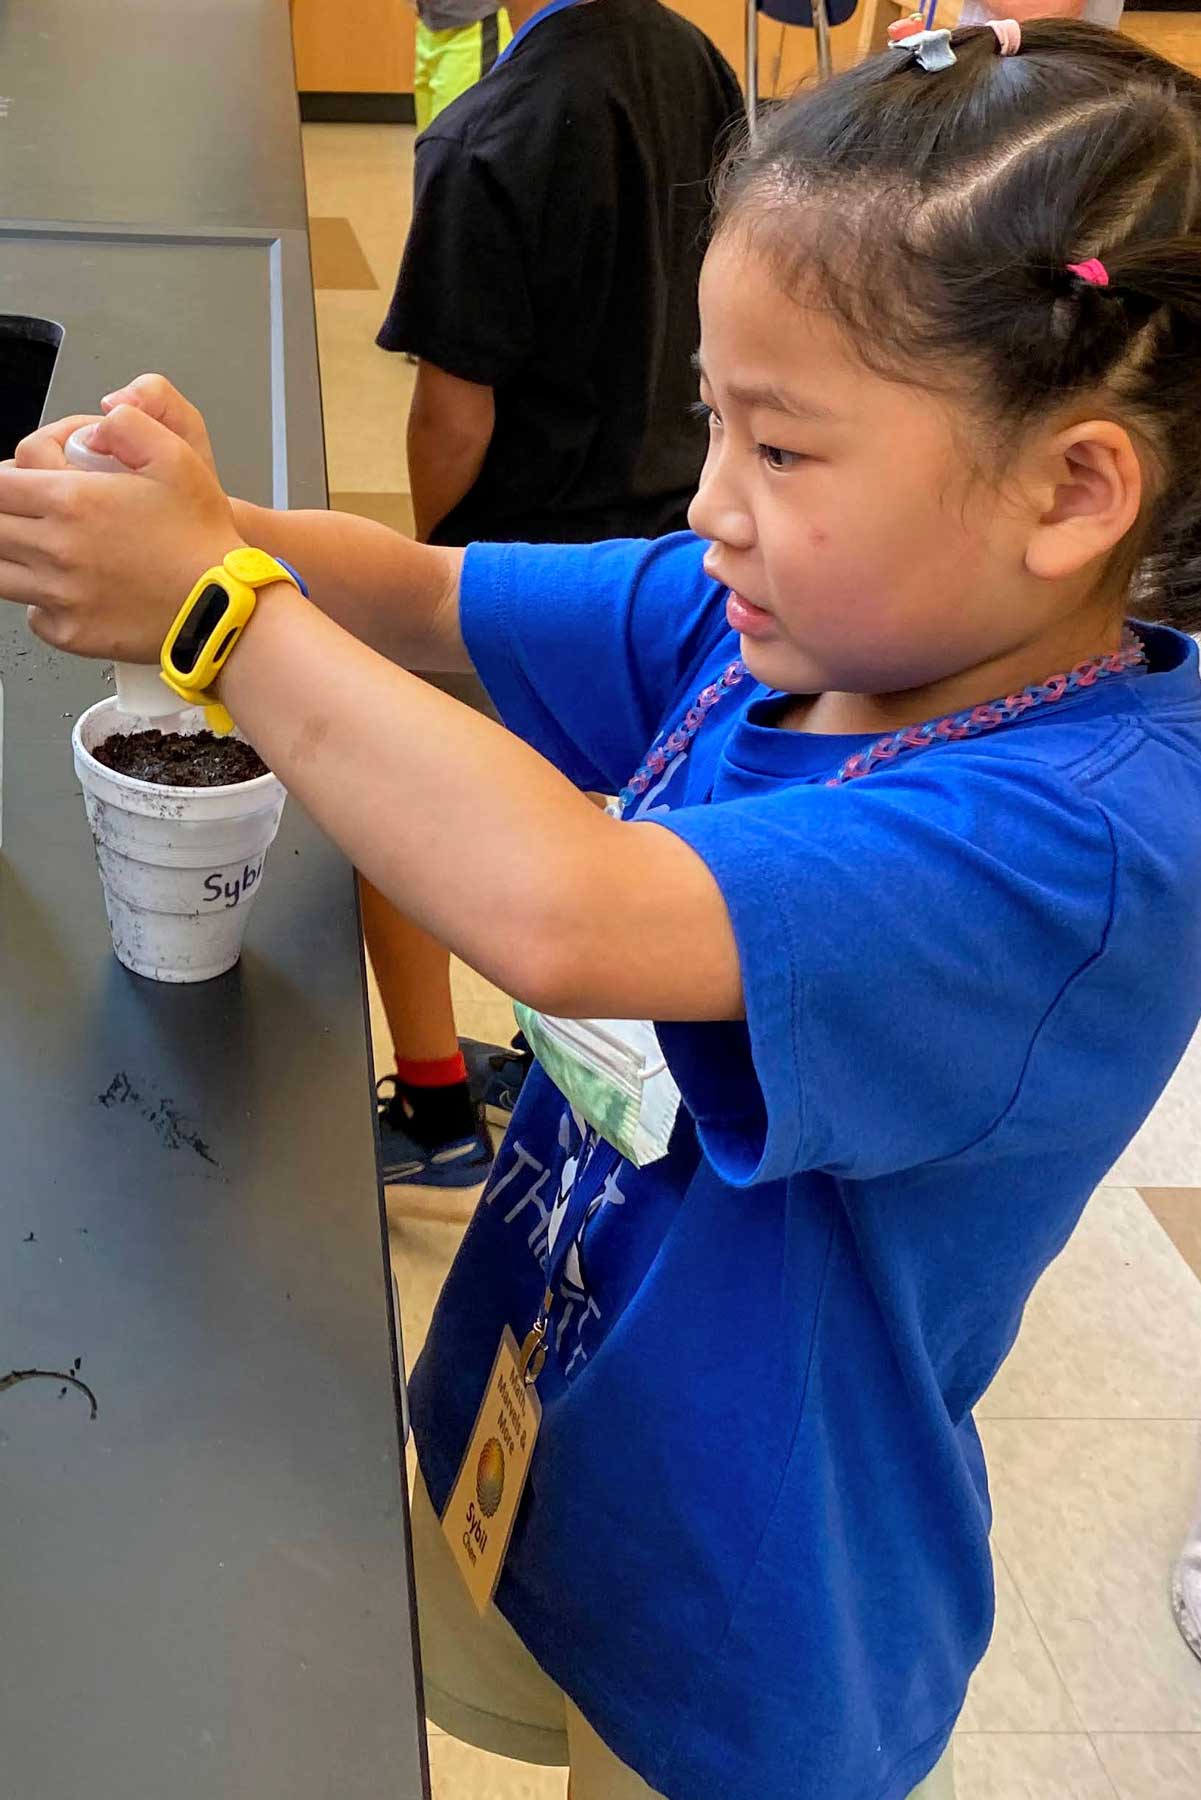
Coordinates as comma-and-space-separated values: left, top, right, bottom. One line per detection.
395, 1051, 469, 1088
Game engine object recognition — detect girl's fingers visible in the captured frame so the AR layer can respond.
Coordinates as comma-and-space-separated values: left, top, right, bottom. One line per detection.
0, 512, 76, 606
101, 373, 196, 424
101, 376, 213, 456
25, 604, 72, 650
0, 523, 56, 581
101, 373, 174, 412
14, 415, 104, 471
0, 559, 57, 607
0, 465, 59, 519
0, 512, 60, 575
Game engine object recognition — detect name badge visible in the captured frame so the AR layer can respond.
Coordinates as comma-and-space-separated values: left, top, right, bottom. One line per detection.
441, 1327, 542, 1612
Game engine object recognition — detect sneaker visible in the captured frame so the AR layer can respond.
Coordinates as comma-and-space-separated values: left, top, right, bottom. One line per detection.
462, 1033, 533, 1120
376, 1076, 493, 1188
1172, 1536, 1201, 1662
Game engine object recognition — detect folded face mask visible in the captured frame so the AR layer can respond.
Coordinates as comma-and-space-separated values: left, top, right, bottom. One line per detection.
514, 1005, 682, 1169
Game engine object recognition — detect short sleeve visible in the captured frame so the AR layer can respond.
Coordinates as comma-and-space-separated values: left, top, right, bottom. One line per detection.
377, 134, 534, 385
655, 761, 1118, 1184
458, 533, 733, 791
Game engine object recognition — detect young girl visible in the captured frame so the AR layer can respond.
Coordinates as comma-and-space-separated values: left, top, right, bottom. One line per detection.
4, 19, 1201, 1798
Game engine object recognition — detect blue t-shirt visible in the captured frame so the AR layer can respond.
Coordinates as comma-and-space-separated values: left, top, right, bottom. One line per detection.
409, 533, 1201, 1800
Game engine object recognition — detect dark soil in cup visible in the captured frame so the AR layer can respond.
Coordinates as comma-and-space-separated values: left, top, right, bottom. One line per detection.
92, 729, 269, 788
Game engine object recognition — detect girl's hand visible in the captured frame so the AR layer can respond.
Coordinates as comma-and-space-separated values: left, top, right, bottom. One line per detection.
14, 378, 218, 479
0, 405, 244, 663
98, 374, 219, 478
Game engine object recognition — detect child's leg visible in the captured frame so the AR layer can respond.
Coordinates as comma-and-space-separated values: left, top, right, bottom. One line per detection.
413, 21, 436, 136
425, 21, 490, 127
362, 880, 459, 1065
410, 1469, 570, 1767
361, 671, 508, 1176
565, 1704, 665, 1798
412, 1472, 955, 1797
411, 1471, 661, 1792
564, 1704, 954, 1797
910, 1742, 955, 1798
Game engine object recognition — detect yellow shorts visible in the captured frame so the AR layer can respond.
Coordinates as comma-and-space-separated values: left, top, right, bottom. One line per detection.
410, 1471, 956, 1798
414, 12, 513, 133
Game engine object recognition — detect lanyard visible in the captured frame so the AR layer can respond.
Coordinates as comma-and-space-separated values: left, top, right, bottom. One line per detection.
618, 632, 1149, 808
493, 0, 585, 67
519, 1130, 617, 1384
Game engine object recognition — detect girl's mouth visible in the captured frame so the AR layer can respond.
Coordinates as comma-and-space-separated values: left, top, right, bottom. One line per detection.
726, 591, 776, 638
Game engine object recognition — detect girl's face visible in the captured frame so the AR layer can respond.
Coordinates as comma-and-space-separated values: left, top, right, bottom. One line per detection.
688, 233, 1115, 715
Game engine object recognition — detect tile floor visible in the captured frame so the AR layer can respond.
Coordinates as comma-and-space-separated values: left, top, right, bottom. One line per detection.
302, 117, 1201, 1800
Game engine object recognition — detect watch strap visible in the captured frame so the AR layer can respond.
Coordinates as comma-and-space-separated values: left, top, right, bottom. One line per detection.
158, 548, 304, 734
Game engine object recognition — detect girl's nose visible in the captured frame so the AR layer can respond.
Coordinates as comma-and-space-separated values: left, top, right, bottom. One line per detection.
688, 448, 755, 553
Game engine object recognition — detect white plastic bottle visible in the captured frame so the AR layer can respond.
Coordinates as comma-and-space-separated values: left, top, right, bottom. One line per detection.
63, 429, 183, 720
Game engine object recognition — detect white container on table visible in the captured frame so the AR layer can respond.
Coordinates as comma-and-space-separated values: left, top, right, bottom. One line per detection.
73, 697, 286, 983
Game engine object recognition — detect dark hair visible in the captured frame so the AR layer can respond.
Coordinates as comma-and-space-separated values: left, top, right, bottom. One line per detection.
716, 22, 1201, 628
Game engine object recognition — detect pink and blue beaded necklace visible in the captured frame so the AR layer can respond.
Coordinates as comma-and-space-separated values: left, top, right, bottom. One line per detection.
615, 630, 1148, 815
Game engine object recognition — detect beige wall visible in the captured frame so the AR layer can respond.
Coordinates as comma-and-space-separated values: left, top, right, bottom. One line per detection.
290, 1, 1201, 99
1122, 12, 1201, 74
291, 0, 416, 92
289, 0, 854, 96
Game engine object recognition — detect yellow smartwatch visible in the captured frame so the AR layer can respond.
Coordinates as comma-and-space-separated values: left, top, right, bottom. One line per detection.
159, 547, 308, 735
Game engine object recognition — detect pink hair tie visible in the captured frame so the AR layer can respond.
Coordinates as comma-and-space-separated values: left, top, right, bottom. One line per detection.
1066, 258, 1110, 287
988, 18, 1022, 54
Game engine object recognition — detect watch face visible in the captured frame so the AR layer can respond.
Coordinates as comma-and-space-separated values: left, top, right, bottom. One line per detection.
172, 582, 230, 675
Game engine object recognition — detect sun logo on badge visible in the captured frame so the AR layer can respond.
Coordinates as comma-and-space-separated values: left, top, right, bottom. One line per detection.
476, 1437, 505, 1518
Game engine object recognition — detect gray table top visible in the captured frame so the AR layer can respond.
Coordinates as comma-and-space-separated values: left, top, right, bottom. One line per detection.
0, 6, 427, 1797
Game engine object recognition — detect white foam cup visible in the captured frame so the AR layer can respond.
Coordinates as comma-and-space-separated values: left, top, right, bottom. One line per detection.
72, 698, 286, 983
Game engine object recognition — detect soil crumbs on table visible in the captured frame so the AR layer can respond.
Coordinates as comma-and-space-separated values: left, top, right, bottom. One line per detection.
92, 729, 268, 788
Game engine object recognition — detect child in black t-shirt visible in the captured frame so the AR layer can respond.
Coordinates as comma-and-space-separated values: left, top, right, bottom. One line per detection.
370, 0, 744, 1190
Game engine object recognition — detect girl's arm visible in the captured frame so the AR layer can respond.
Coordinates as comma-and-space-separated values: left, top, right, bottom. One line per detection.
0, 400, 743, 1023
219, 580, 743, 1022
228, 497, 468, 672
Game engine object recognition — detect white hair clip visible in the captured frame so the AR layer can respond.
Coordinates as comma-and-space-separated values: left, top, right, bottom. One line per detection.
887, 24, 956, 71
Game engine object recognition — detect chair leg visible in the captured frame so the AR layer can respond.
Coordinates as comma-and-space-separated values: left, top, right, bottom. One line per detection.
746, 0, 760, 132
813, 0, 834, 78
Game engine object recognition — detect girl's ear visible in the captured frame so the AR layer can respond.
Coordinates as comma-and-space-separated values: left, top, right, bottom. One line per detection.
1024, 420, 1143, 584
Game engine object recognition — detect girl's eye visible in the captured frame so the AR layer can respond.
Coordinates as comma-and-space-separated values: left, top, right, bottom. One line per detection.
691, 399, 719, 428
759, 444, 803, 471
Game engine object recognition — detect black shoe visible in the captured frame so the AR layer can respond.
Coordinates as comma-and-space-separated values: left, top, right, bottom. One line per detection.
376, 1077, 493, 1188
461, 1033, 533, 1120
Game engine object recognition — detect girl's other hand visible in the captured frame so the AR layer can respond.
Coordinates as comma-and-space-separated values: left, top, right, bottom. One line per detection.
0, 404, 244, 663
99, 374, 219, 478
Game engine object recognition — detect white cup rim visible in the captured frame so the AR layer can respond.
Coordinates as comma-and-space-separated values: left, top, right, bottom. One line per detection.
72, 696, 282, 802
